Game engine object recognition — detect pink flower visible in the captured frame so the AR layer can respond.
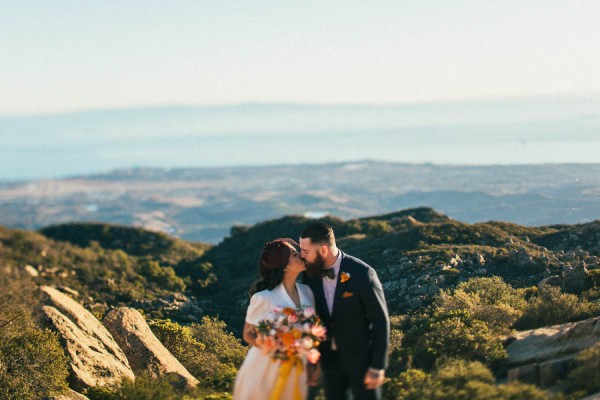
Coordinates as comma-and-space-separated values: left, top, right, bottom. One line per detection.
311, 325, 326, 338
303, 307, 315, 318
302, 337, 314, 350
307, 348, 321, 364
287, 314, 298, 324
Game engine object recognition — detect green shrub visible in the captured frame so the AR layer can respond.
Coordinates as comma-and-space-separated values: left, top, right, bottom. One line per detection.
0, 328, 70, 399
405, 310, 506, 370
588, 269, 600, 288
189, 316, 246, 367
435, 276, 526, 333
140, 260, 186, 292
516, 285, 597, 330
0, 269, 69, 399
564, 343, 600, 396
384, 359, 551, 400
149, 317, 245, 391
85, 373, 210, 400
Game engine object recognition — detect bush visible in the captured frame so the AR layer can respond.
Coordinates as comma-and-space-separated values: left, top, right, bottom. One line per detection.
0, 328, 70, 399
149, 317, 245, 391
140, 260, 186, 292
564, 343, 600, 396
384, 359, 551, 400
435, 276, 526, 333
189, 316, 246, 367
588, 269, 600, 288
404, 310, 506, 370
85, 373, 217, 400
0, 269, 70, 399
516, 285, 597, 330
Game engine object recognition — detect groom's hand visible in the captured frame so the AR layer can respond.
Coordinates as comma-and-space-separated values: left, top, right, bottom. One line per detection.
364, 368, 385, 390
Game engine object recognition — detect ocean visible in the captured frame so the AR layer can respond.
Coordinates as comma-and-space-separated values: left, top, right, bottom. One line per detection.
1, 96, 599, 181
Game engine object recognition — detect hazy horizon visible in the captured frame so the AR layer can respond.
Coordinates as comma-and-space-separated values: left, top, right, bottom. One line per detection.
2, 95, 599, 182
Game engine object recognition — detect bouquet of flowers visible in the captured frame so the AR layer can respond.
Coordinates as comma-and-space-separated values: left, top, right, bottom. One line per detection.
255, 306, 326, 365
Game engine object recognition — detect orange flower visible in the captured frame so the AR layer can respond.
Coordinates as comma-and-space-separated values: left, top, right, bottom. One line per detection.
292, 328, 303, 339
282, 307, 296, 316
281, 331, 297, 349
340, 272, 351, 283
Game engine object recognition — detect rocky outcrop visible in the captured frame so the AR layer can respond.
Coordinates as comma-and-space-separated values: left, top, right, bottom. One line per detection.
104, 307, 199, 388
51, 389, 90, 400
131, 292, 204, 323
40, 286, 135, 391
505, 316, 600, 388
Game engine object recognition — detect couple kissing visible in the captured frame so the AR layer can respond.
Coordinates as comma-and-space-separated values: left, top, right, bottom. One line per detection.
233, 222, 390, 400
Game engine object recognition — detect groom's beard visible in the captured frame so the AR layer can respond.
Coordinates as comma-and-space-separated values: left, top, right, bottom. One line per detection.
305, 253, 326, 278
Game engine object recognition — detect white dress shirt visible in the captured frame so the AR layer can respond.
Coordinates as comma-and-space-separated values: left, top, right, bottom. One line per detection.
322, 251, 342, 315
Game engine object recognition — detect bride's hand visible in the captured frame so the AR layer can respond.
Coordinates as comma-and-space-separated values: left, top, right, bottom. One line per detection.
243, 322, 261, 348
254, 334, 263, 349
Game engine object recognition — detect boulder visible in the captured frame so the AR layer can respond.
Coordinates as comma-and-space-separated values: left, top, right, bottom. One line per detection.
51, 389, 90, 400
40, 286, 135, 391
103, 307, 199, 388
505, 316, 600, 387
562, 261, 591, 293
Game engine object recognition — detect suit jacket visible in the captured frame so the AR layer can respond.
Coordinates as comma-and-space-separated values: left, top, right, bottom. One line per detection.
304, 251, 390, 373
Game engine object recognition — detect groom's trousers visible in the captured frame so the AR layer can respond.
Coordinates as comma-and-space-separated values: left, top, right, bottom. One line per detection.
323, 350, 380, 400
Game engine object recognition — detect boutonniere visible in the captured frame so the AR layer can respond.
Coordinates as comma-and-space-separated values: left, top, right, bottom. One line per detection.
340, 272, 351, 283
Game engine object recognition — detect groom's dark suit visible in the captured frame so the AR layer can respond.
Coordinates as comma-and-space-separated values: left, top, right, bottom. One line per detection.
305, 250, 389, 400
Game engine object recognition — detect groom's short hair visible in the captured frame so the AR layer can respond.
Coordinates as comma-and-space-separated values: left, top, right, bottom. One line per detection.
300, 222, 335, 246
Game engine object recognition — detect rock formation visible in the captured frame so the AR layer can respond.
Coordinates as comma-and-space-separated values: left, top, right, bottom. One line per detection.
505, 316, 600, 388
51, 389, 90, 400
104, 307, 199, 388
40, 286, 135, 391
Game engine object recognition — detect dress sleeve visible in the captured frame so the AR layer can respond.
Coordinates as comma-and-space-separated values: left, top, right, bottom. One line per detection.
245, 292, 272, 325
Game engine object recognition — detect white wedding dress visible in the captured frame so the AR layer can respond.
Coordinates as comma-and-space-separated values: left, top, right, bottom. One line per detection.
233, 283, 315, 400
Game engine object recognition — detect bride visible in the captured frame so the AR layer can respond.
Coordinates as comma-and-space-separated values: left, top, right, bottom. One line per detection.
233, 238, 316, 400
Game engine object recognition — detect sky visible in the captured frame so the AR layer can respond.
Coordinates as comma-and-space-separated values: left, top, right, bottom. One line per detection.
2, 0, 600, 116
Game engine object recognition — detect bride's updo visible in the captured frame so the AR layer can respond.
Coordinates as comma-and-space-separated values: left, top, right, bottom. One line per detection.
249, 238, 299, 297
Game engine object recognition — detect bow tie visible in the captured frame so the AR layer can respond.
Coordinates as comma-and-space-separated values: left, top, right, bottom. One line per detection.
320, 267, 336, 280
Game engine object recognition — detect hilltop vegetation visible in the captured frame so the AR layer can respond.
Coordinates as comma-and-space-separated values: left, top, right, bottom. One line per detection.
2, 208, 600, 398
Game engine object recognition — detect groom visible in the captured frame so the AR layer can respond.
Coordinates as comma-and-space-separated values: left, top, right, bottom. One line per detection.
300, 222, 389, 400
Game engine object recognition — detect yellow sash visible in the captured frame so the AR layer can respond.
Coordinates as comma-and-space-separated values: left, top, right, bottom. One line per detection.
269, 356, 304, 400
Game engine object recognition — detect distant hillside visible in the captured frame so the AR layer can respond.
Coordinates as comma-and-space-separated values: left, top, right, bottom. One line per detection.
1, 162, 599, 243
189, 208, 600, 331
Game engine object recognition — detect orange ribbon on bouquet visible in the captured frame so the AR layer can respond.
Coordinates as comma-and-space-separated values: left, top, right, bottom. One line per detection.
269, 355, 304, 400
